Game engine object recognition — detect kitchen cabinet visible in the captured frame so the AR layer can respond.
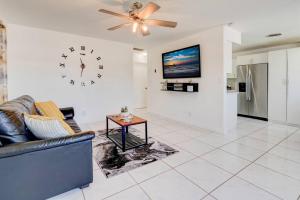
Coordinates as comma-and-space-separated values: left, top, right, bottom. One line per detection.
287, 47, 300, 125
268, 47, 300, 125
268, 50, 287, 122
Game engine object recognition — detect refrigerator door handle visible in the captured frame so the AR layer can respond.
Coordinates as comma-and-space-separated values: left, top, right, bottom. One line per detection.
247, 69, 252, 101
245, 66, 250, 101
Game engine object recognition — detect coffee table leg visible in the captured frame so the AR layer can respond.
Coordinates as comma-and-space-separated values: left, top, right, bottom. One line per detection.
106, 117, 109, 137
122, 126, 126, 152
125, 126, 129, 133
145, 121, 148, 144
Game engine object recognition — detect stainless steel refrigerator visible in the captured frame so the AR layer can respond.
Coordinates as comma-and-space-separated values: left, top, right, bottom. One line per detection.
237, 64, 268, 120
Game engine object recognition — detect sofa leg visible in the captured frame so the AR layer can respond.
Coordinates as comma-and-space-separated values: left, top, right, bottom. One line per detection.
80, 184, 90, 189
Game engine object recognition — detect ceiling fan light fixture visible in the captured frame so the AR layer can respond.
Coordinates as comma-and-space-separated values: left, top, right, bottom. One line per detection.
142, 24, 148, 32
132, 22, 138, 32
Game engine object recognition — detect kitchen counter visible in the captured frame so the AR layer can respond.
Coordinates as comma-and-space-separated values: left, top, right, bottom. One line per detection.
227, 90, 238, 93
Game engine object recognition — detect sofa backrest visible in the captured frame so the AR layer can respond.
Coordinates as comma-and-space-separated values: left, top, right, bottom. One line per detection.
0, 95, 39, 145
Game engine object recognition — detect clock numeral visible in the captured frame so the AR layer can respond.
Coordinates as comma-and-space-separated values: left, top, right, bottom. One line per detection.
81, 46, 85, 51
80, 53, 86, 56
90, 80, 95, 85
59, 63, 65, 68
70, 80, 75, 85
97, 56, 101, 61
90, 49, 94, 54
69, 47, 75, 52
61, 75, 67, 79
99, 65, 104, 70
97, 74, 102, 79
62, 54, 68, 59
81, 82, 86, 87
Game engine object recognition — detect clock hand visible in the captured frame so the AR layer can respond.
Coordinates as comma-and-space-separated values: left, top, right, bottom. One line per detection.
81, 68, 84, 77
80, 58, 85, 77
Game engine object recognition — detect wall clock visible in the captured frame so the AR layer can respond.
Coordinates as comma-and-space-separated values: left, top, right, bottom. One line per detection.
59, 45, 104, 86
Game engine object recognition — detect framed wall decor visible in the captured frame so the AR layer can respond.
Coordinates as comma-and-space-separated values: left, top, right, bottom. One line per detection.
0, 21, 7, 103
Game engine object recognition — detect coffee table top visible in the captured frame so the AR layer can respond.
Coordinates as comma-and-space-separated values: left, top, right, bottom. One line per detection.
107, 114, 147, 126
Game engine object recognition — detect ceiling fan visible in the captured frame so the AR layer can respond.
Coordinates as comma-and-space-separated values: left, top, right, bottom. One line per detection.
98, 1, 177, 36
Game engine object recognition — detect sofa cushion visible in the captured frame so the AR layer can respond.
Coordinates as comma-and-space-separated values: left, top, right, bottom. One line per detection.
65, 119, 82, 133
35, 101, 65, 120
24, 114, 74, 139
0, 95, 37, 145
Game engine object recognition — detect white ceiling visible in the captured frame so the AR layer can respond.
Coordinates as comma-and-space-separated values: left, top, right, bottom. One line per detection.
0, 0, 299, 51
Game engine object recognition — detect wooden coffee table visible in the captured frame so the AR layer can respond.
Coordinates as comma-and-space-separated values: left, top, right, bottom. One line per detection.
106, 114, 148, 152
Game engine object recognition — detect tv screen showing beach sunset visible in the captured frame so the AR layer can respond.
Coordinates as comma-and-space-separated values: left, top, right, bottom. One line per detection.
162, 45, 201, 79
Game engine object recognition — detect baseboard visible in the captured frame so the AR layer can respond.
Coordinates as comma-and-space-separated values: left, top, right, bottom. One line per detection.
237, 114, 268, 121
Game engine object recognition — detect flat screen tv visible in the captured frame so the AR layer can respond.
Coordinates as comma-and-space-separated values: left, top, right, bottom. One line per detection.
162, 45, 201, 79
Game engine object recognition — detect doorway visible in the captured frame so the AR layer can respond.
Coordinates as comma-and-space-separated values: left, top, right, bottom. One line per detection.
133, 50, 148, 109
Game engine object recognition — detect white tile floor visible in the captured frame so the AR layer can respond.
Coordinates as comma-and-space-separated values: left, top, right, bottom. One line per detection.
49, 110, 300, 200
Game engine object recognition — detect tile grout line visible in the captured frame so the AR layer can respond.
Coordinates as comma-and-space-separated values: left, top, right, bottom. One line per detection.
100, 181, 139, 200
81, 189, 86, 200
144, 125, 271, 198
204, 128, 299, 199
166, 124, 267, 169
154, 125, 270, 197
175, 127, 284, 199
127, 172, 153, 200
159, 124, 279, 199
89, 117, 297, 200
162, 158, 211, 196
267, 151, 300, 165
254, 160, 300, 182
142, 117, 299, 198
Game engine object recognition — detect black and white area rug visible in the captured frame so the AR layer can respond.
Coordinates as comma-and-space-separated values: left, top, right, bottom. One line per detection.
93, 129, 179, 178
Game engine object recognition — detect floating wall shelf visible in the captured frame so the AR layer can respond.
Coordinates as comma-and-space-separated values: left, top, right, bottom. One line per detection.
161, 82, 199, 93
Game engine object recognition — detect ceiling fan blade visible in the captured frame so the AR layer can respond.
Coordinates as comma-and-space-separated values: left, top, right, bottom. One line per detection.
107, 23, 132, 31
145, 19, 177, 28
138, 2, 160, 19
98, 9, 130, 20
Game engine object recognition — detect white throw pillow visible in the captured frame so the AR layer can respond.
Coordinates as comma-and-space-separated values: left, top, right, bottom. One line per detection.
24, 114, 71, 139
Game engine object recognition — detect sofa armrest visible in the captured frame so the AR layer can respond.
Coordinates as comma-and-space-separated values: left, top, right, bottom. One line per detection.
60, 107, 75, 119
0, 131, 95, 159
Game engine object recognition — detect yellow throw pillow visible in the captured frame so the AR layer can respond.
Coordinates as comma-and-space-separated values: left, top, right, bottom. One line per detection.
24, 114, 75, 139
35, 101, 65, 120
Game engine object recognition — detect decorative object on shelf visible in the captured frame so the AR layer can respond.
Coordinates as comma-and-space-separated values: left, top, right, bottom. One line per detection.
120, 106, 128, 116
120, 106, 132, 122
161, 80, 168, 91
160, 82, 198, 92
59, 45, 104, 86
0, 21, 7, 104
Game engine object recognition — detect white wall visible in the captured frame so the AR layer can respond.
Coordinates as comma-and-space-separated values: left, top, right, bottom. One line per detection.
236, 53, 268, 66
147, 26, 239, 132
6, 24, 133, 124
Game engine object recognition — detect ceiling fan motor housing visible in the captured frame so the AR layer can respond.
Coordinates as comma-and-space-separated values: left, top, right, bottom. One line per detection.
131, 2, 143, 10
